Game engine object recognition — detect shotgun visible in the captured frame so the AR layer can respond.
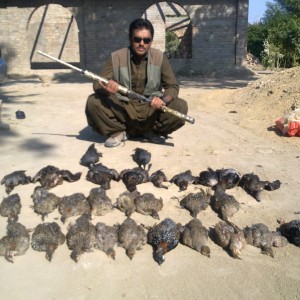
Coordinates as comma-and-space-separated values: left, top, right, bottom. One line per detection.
37, 51, 195, 124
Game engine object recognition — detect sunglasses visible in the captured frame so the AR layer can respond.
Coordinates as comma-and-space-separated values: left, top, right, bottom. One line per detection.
132, 36, 152, 44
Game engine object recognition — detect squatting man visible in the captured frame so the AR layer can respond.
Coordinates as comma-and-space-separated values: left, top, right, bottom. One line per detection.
85, 18, 188, 147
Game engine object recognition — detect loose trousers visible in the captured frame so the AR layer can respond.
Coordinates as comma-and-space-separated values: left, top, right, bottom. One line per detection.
85, 92, 188, 137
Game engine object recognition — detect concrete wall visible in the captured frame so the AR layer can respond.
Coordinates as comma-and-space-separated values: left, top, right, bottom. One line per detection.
0, 0, 248, 76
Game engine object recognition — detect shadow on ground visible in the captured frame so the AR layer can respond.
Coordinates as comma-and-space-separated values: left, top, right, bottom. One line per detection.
31, 126, 106, 143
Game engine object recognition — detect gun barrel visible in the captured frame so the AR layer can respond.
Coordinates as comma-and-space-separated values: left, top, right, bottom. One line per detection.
37, 51, 83, 73
37, 51, 195, 124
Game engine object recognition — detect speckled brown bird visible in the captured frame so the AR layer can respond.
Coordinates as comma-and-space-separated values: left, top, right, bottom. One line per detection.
66, 214, 96, 262
0, 193, 22, 221
277, 219, 300, 247
87, 187, 113, 218
116, 190, 140, 217
180, 219, 210, 257
132, 147, 152, 170
0, 220, 30, 263
120, 167, 149, 192
1, 170, 32, 194
170, 170, 196, 191
58, 192, 90, 224
210, 185, 240, 221
150, 169, 168, 189
134, 192, 163, 220
31, 186, 61, 221
179, 188, 211, 218
243, 223, 288, 257
147, 218, 183, 265
31, 222, 65, 262
118, 217, 147, 260
238, 173, 281, 202
80, 143, 102, 167
32, 165, 81, 190
212, 221, 245, 259
95, 222, 119, 260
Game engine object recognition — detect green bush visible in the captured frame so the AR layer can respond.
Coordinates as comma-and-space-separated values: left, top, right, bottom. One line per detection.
248, 0, 300, 68
165, 31, 180, 58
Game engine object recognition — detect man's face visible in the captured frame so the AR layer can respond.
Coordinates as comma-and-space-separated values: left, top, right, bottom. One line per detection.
130, 28, 152, 58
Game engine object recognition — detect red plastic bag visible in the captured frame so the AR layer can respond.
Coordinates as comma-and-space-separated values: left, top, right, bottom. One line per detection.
275, 109, 300, 137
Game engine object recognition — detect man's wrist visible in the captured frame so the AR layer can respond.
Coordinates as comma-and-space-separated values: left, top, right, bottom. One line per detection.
162, 96, 172, 105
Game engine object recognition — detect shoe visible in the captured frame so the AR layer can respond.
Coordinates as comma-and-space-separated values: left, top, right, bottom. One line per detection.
144, 130, 166, 144
104, 131, 127, 147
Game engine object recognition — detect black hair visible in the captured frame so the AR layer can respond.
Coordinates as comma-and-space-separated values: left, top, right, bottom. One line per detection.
129, 18, 154, 39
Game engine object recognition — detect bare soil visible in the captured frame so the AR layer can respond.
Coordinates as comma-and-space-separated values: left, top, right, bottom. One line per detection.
0, 66, 299, 300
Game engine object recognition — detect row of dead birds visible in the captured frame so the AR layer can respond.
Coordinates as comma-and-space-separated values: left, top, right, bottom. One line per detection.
0, 144, 299, 264
0, 213, 299, 264
1, 144, 282, 199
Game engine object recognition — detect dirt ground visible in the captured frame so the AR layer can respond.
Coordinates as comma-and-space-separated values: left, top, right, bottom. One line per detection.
0, 66, 299, 300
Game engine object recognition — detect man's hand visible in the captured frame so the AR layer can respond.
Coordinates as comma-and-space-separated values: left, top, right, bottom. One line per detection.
99, 79, 119, 94
151, 96, 166, 110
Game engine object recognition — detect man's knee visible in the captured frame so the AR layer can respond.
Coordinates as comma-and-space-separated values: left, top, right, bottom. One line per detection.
86, 93, 98, 109
170, 98, 188, 115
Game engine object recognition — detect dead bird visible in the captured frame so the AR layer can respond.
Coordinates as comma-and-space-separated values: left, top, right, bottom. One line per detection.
215, 168, 241, 190
150, 169, 168, 189
196, 167, 219, 187
87, 187, 113, 218
116, 190, 140, 217
31, 222, 65, 262
120, 167, 149, 192
238, 173, 281, 202
277, 219, 300, 247
170, 170, 197, 191
210, 185, 240, 221
32, 165, 81, 189
32, 166, 63, 189
1, 170, 32, 194
179, 188, 211, 218
89, 163, 120, 181
118, 217, 147, 260
212, 220, 245, 259
86, 163, 120, 190
95, 222, 119, 260
58, 192, 90, 224
147, 218, 183, 265
132, 147, 152, 170
180, 219, 211, 257
31, 186, 61, 221
66, 214, 96, 262
134, 192, 163, 220
0, 193, 22, 221
243, 223, 288, 257
0, 220, 30, 263
86, 170, 115, 190
80, 143, 102, 167
196, 167, 240, 190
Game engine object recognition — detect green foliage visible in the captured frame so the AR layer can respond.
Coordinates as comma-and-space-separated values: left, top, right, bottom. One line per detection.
247, 23, 268, 60
165, 30, 180, 58
248, 0, 300, 68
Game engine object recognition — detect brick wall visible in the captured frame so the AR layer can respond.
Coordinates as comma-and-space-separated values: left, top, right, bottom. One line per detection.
0, 0, 248, 76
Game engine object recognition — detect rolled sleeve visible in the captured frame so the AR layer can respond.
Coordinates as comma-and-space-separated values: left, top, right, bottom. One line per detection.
93, 58, 114, 92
